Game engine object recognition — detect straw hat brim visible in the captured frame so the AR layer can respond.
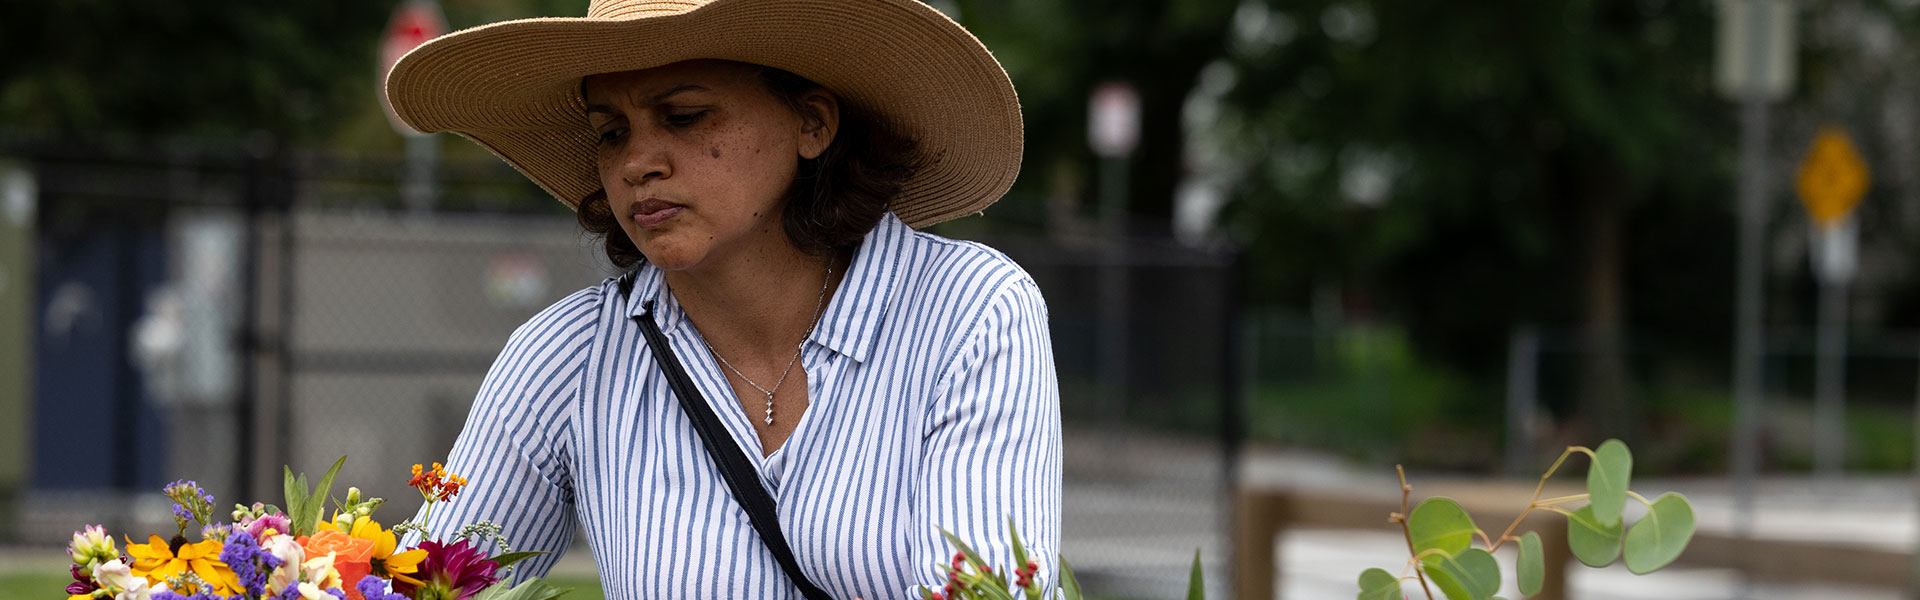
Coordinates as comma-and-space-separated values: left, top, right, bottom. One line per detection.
384, 0, 1022, 229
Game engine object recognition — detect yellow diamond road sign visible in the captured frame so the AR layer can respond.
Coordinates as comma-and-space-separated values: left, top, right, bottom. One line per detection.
1796, 127, 1869, 227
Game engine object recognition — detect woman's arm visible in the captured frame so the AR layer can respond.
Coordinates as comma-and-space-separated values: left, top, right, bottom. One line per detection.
411, 288, 601, 580
912, 277, 1062, 593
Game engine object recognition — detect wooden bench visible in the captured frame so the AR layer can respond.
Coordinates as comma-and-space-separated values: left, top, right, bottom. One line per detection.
1232, 480, 1914, 599
1232, 480, 1579, 600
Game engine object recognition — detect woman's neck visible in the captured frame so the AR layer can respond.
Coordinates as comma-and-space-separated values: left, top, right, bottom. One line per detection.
664, 242, 842, 361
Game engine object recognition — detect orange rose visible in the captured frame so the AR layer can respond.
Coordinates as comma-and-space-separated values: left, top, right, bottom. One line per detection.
300, 529, 375, 600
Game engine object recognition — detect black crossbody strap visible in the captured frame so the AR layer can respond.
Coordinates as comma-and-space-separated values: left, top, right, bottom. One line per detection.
631, 294, 833, 600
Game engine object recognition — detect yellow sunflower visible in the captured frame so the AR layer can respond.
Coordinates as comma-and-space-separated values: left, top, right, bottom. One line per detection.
124, 535, 241, 596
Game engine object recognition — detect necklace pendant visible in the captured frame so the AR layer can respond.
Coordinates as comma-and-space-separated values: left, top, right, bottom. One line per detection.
763, 405, 775, 425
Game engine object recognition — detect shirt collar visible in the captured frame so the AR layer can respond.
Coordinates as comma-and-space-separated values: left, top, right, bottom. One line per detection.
623, 212, 908, 364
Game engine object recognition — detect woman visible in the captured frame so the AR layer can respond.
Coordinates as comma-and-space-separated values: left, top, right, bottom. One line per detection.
384, 0, 1059, 598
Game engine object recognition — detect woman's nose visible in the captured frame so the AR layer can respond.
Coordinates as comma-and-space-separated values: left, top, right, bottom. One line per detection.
617, 131, 671, 186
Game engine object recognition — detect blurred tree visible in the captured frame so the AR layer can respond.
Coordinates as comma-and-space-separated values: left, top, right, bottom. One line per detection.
0, 2, 396, 142
954, 0, 1238, 232
1203, 0, 1732, 440
0, 1, 588, 146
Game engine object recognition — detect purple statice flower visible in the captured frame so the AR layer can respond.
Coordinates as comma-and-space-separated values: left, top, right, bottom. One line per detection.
162, 479, 218, 528
395, 539, 499, 600
272, 585, 346, 600
218, 529, 281, 598
356, 576, 410, 600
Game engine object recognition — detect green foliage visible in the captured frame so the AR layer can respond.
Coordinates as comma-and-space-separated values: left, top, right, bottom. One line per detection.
474, 578, 572, 600
1185, 549, 1204, 600
934, 524, 1204, 600
1407, 498, 1476, 556
1420, 548, 1499, 600
1357, 567, 1402, 600
1362, 441, 1694, 599
1566, 506, 1624, 568
1585, 440, 1632, 526
1622, 492, 1696, 575
1515, 532, 1544, 597
282, 456, 346, 538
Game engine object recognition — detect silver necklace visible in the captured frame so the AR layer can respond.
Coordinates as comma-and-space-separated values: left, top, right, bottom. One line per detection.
702, 260, 834, 425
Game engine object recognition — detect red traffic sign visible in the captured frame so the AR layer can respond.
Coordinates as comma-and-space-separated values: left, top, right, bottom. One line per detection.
379, 1, 449, 135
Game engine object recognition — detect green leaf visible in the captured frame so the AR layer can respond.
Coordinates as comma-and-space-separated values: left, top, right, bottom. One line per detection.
938, 527, 987, 570
1566, 505, 1623, 567
487, 551, 550, 570
1623, 492, 1695, 574
1407, 498, 1477, 556
1186, 549, 1204, 600
1586, 440, 1632, 527
479, 577, 571, 600
282, 466, 303, 533
1516, 531, 1544, 597
1356, 567, 1402, 600
918, 585, 935, 600
1008, 518, 1030, 575
1059, 556, 1083, 600
1421, 548, 1500, 600
303, 456, 347, 532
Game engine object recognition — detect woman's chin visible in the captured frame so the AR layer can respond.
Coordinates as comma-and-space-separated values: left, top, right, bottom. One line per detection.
633, 240, 704, 272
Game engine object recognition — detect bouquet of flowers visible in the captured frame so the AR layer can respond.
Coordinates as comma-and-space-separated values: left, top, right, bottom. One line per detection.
61, 457, 567, 600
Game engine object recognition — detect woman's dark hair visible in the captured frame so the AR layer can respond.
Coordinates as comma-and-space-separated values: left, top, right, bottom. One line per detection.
577, 65, 921, 269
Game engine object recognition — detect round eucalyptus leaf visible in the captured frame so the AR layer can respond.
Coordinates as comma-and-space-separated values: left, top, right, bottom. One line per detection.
1517, 531, 1545, 597
1566, 505, 1623, 567
1421, 548, 1500, 600
1586, 439, 1632, 527
1357, 567, 1402, 600
1409, 497, 1477, 556
1623, 492, 1696, 574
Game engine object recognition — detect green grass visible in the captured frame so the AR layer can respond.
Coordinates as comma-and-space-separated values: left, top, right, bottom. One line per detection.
0, 573, 607, 600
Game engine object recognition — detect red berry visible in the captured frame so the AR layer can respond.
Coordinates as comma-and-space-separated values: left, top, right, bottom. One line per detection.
1027, 560, 1039, 572
980, 565, 992, 574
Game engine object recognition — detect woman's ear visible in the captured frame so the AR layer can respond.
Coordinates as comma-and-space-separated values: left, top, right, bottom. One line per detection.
796, 88, 840, 160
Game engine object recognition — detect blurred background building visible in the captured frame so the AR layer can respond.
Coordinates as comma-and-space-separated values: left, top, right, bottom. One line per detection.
3, 0, 1919, 598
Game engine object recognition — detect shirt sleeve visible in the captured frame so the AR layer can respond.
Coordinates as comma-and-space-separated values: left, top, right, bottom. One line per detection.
909, 277, 1063, 595
411, 287, 601, 580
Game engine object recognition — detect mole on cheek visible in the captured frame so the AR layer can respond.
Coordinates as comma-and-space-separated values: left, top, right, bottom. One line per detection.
710, 148, 720, 158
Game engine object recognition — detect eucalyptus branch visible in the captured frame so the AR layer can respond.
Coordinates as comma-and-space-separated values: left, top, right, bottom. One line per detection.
1535, 493, 1589, 506
1394, 466, 1438, 600
1488, 447, 1578, 553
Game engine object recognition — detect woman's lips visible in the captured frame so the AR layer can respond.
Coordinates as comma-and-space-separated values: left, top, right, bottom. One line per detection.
631, 199, 685, 229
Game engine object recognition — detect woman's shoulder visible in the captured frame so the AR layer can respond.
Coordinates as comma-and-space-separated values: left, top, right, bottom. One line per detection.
501, 278, 623, 350
898, 228, 1039, 301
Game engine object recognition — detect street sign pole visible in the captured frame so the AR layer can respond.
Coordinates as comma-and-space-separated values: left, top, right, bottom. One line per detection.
1716, 1, 1796, 597
379, 1, 449, 217
1090, 82, 1138, 479
1811, 233, 1849, 481
1796, 128, 1868, 482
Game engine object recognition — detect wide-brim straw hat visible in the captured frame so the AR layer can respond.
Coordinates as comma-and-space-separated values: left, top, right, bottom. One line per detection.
385, 0, 1022, 228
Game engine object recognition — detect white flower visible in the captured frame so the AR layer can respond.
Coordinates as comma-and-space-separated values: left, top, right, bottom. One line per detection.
296, 582, 336, 600
90, 560, 154, 600
263, 534, 305, 594
301, 551, 343, 591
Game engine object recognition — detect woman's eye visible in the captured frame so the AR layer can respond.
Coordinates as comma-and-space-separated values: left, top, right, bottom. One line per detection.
596, 127, 625, 146
664, 110, 708, 127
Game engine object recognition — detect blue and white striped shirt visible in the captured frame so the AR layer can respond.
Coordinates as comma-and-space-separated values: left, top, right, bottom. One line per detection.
425, 212, 1062, 599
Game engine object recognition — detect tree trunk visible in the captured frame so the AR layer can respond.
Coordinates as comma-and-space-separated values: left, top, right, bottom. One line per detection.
1577, 175, 1633, 442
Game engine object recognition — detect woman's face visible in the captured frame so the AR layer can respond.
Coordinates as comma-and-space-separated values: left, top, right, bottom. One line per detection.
583, 60, 837, 272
